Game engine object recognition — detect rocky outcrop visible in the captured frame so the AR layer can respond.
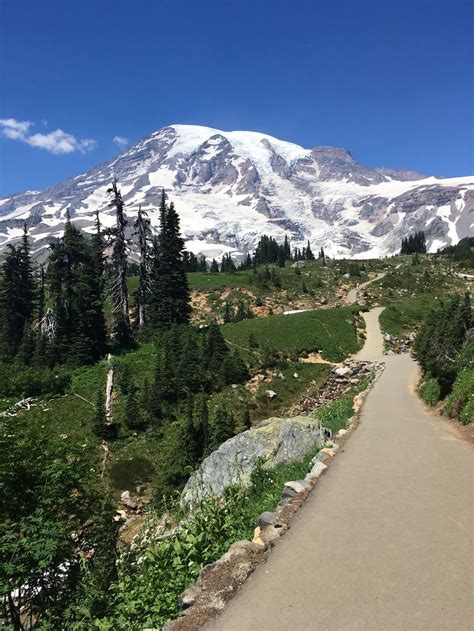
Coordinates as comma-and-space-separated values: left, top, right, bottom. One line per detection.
181, 416, 324, 507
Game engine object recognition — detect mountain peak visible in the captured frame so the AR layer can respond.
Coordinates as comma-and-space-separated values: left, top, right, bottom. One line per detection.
0, 124, 472, 260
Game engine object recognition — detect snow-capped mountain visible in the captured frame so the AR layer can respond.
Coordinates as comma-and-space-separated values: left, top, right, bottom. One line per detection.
0, 124, 472, 259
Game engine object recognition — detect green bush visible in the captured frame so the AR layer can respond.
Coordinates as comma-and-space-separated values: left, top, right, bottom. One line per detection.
444, 368, 474, 424
418, 377, 441, 406
0, 363, 71, 397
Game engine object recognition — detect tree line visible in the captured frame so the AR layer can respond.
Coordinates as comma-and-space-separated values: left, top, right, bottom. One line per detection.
400, 231, 427, 255
0, 184, 192, 368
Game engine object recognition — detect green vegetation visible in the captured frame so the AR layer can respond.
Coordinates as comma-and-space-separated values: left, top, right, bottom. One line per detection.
85, 453, 317, 630
414, 293, 473, 423
444, 368, 474, 425
253, 363, 330, 422
418, 377, 441, 406
379, 294, 441, 336
222, 306, 362, 362
313, 374, 372, 434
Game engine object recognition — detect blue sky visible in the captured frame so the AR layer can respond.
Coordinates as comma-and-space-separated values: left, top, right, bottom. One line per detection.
0, 0, 472, 197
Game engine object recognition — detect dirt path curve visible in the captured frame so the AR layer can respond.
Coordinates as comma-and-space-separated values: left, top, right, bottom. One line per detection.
205, 310, 473, 631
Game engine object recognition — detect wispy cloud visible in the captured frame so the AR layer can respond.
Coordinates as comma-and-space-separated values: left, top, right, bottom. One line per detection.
0, 118, 33, 140
113, 135, 129, 149
0, 117, 97, 154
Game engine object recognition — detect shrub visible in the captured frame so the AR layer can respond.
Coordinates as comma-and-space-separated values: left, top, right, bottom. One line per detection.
0, 363, 71, 397
444, 368, 474, 424
418, 376, 441, 406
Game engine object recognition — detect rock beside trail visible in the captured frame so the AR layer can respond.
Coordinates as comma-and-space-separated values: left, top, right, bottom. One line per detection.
120, 490, 138, 510
181, 416, 324, 507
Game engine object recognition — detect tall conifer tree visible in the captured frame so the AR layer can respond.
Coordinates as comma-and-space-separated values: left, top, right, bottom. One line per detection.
148, 191, 191, 328
107, 180, 132, 346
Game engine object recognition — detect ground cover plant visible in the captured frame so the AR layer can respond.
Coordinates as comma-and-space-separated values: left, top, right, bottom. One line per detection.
221, 305, 362, 363
81, 452, 318, 630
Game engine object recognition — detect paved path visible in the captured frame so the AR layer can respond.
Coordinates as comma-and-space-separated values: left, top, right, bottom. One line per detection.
206, 310, 473, 631
345, 272, 386, 305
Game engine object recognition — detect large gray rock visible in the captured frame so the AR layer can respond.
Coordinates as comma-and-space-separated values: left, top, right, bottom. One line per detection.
181, 416, 323, 506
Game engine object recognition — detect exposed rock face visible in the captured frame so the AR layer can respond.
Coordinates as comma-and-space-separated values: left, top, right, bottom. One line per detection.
1, 124, 472, 260
181, 416, 324, 506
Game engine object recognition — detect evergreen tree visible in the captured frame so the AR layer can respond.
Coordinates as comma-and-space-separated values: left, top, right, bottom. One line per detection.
18, 223, 35, 325
197, 255, 208, 272
283, 234, 292, 260
207, 405, 235, 453
123, 390, 143, 431
37, 264, 46, 326
210, 258, 219, 273
47, 217, 107, 365
222, 349, 250, 384
223, 302, 232, 323
148, 191, 192, 329
305, 240, 315, 260
0, 245, 25, 360
319, 247, 326, 266
107, 179, 132, 346
134, 206, 152, 328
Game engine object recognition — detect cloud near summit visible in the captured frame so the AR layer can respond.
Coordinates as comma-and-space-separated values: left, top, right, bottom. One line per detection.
0, 118, 97, 155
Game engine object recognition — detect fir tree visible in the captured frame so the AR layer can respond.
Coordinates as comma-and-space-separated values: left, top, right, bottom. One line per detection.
148, 191, 192, 328
207, 405, 235, 453
210, 258, 219, 273
123, 390, 143, 431
134, 206, 152, 327
47, 217, 107, 365
107, 179, 132, 346
0, 245, 24, 360
305, 240, 315, 260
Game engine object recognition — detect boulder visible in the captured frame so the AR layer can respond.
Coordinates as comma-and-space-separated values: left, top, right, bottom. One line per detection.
120, 490, 137, 510
265, 390, 278, 399
333, 366, 352, 378
258, 511, 280, 528
181, 416, 323, 506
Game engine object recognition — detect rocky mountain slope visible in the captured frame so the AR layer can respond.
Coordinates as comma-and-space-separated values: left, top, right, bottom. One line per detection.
1, 124, 472, 259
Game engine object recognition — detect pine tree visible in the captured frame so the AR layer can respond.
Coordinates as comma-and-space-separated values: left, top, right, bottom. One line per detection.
0, 245, 25, 360
107, 179, 132, 346
210, 258, 219, 273
207, 405, 235, 453
148, 191, 192, 329
283, 235, 291, 260
47, 217, 107, 365
134, 206, 152, 327
123, 390, 143, 431
37, 265, 46, 326
305, 240, 315, 260
222, 349, 250, 384
223, 302, 232, 323
197, 255, 208, 272
18, 223, 35, 326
